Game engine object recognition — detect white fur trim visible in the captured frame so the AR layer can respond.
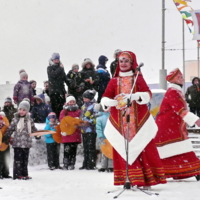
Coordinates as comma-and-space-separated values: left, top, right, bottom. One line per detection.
104, 115, 158, 165
101, 97, 117, 109
168, 83, 182, 92
119, 71, 133, 77
157, 139, 194, 159
183, 112, 199, 126
135, 92, 150, 105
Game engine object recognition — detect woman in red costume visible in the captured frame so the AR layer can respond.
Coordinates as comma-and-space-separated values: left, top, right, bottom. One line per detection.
155, 68, 200, 180
101, 51, 166, 188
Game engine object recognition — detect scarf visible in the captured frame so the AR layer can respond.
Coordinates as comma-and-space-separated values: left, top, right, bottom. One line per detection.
17, 115, 32, 134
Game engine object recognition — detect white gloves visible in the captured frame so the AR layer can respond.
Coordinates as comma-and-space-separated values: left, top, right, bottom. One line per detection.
101, 97, 118, 111
123, 93, 140, 103
61, 132, 67, 136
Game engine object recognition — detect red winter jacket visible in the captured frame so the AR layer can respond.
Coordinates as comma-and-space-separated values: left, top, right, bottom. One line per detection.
59, 109, 82, 143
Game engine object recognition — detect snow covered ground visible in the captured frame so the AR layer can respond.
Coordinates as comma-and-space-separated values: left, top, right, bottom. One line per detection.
0, 155, 200, 200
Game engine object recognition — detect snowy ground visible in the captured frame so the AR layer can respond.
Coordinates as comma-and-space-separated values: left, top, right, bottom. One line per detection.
0, 155, 200, 200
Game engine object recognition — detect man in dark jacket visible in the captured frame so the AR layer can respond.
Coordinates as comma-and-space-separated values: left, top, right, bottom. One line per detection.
96, 55, 110, 103
66, 64, 85, 108
80, 58, 99, 93
47, 53, 67, 118
185, 77, 200, 118
1, 97, 17, 123
110, 49, 122, 77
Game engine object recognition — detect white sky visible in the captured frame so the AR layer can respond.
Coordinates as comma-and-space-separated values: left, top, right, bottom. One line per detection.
0, 0, 199, 87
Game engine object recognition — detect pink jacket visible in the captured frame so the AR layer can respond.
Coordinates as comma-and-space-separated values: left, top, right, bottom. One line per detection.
59, 109, 82, 143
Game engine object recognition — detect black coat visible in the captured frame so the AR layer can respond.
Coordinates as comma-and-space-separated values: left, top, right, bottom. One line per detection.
47, 62, 67, 96
80, 68, 99, 92
2, 105, 17, 123
185, 84, 200, 108
110, 59, 118, 77
66, 70, 85, 95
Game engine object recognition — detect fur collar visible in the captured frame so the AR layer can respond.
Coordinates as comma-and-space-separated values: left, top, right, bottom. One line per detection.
168, 83, 182, 92
119, 71, 134, 77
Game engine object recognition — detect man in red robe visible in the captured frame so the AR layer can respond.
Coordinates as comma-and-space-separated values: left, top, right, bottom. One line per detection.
155, 68, 200, 180
101, 51, 166, 188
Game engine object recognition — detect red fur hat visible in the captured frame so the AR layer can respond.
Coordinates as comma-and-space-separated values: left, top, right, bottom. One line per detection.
166, 68, 183, 84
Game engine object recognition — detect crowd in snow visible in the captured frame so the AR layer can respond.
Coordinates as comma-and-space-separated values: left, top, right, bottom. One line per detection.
1, 50, 200, 192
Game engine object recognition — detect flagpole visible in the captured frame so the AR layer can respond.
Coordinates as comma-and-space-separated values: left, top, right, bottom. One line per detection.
182, 18, 185, 93
198, 41, 200, 78
160, 0, 167, 90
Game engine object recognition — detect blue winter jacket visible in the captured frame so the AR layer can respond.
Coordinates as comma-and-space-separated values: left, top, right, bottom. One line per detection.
96, 111, 110, 139
80, 102, 96, 133
43, 119, 56, 143
31, 103, 52, 123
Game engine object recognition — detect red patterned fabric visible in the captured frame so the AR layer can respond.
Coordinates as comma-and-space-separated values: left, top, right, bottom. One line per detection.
103, 71, 166, 186
155, 85, 200, 179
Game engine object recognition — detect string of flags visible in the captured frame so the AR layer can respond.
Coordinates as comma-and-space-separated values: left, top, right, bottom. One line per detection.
173, 0, 200, 41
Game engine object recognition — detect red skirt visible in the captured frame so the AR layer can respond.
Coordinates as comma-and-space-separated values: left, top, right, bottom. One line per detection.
162, 151, 200, 179
113, 139, 167, 187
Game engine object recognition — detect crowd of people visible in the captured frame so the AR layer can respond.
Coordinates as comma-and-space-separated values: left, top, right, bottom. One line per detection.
0, 50, 200, 192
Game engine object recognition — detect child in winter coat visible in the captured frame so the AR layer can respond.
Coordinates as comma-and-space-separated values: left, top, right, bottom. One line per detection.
0, 115, 12, 179
79, 90, 97, 170
1, 97, 17, 123
31, 94, 52, 123
13, 70, 34, 106
2, 100, 37, 180
44, 112, 61, 170
94, 103, 113, 172
59, 96, 82, 170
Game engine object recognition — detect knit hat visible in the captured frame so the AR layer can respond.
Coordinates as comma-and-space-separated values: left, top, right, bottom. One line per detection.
72, 63, 79, 70
51, 53, 60, 60
98, 55, 108, 65
114, 49, 122, 58
94, 103, 103, 112
66, 96, 76, 104
19, 70, 28, 79
166, 68, 183, 84
29, 80, 36, 85
19, 69, 26, 74
47, 112, 57, 120
4, 97, 12, 103
83, 90, 95, 100
81, 58, 95, 68
23, 98, 30, 103
0, 111, 5, 117
18, 100, 30, 112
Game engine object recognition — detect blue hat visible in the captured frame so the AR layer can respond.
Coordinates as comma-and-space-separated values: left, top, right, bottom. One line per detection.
47, 112, 57, 120
51, 53, 60, 60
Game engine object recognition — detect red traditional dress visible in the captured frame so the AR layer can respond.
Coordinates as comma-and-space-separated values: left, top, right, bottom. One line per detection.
155, 83, 200, 179
101, 51, 166, 187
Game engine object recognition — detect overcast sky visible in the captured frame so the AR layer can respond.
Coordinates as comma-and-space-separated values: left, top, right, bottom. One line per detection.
0, 0, 199, 87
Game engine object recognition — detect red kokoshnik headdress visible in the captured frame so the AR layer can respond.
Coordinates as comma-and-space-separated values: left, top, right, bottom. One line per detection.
113, 51, 139, 77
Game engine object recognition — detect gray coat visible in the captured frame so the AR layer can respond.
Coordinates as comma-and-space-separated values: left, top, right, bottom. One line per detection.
4, 113, 37, 148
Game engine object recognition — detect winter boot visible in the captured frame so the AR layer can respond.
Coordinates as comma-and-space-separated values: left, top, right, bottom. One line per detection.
195, 175, 200, 181
98, 168, 106, 172
107, 168, 113, 172
23, 176, 32, 180
49, 166, 56, 170
68, 158, 76, 170
63, 158, 69, 170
